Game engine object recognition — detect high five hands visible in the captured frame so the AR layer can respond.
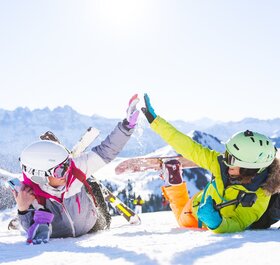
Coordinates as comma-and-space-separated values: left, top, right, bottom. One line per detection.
125, 93, 157, 128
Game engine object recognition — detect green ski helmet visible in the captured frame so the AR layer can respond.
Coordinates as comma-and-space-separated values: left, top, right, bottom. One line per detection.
225, 130, 277, 170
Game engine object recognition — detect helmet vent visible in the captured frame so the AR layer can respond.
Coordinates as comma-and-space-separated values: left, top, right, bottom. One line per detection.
259, 140, 263, 146
250, 137, 255, 143
266, 140, 270, 146
233, 144, 239, 150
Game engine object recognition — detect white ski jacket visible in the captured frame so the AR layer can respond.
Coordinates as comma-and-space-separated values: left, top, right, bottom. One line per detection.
18, 122, 134, 238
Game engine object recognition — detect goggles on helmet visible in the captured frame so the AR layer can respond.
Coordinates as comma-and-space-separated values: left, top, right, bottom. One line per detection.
46, 158, 71, 179
21, 158, 71, 185
223, 151, 239, 168
223, 151, 267, 174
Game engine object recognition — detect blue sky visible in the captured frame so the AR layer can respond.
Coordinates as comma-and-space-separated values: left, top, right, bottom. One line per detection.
0, 0, 279, 121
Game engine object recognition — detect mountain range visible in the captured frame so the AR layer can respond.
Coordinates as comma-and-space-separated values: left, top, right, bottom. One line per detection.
1, 105, 279, 211
0, 105, 279, 173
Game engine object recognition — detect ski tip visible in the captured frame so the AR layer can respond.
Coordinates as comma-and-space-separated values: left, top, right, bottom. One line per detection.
129, 215, 141, 225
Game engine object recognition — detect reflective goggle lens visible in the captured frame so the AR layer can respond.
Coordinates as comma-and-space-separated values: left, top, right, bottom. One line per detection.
52, 159, 71, 179
224, 152, 236, 167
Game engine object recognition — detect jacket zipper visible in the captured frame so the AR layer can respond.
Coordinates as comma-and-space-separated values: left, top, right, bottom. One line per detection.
62, 202, 76, 237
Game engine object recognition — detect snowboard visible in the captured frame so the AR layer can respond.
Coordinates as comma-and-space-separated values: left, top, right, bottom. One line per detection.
115, 155, 198, 175
96, 179, 141, 225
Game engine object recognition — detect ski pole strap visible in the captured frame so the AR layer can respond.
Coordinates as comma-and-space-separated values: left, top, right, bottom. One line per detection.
198, 180, 227, 228
199, 180, 227, 206
198, 182, 210, 228
212, 180, 227, 202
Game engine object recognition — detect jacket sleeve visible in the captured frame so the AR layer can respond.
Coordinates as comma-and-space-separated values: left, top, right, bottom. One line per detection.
151, 116, 220, 173
92, 121, 134, 162
74, 121, 134, 176
17, 210, 34, 232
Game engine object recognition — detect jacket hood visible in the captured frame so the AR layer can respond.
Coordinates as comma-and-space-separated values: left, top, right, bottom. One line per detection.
263, 158, 280, 195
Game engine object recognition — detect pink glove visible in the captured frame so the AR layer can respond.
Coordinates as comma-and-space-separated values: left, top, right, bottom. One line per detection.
126, 94, 140, 129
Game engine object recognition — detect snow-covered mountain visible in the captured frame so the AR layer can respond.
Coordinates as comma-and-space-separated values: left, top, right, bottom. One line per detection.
204, 117, 280, 142
0, 106, 279, 211
0, 106, 279, 173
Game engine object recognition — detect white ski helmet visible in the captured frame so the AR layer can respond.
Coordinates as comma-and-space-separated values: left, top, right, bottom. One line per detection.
20, 140, 70, 184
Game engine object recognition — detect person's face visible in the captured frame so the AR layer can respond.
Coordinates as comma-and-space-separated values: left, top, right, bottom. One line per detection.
228, 166, 240, 177
48, 175, 67, 187
47, 159, 71, 187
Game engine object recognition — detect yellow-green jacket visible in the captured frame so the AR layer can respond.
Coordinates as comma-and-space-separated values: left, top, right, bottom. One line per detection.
151, 116, 271, 233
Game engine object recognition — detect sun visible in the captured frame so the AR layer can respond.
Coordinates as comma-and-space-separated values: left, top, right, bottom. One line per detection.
92, 1, 154, 35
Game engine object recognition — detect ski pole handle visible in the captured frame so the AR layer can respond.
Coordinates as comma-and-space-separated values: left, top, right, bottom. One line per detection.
214, 199, 239, 210
214, 192, 257, 210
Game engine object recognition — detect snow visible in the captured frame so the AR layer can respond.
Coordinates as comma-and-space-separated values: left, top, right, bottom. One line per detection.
1, 149, 280, 264
1, 209, 280, 265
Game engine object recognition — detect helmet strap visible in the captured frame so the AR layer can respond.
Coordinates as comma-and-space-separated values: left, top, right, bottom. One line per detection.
257, 168, 266, 174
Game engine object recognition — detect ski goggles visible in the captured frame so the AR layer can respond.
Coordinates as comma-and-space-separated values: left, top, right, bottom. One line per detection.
223, 151, 239, 167
46, 158, 71, 179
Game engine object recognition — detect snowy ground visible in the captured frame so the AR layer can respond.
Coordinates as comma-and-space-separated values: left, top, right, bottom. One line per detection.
1, 209, 280, 265
1, 152, 280, 265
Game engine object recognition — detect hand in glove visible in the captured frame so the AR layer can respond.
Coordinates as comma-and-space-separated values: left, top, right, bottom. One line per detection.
197, 196, 222, 230
141, 93, 157, 123
27, 210, 54, 244
124, 94, 140, 129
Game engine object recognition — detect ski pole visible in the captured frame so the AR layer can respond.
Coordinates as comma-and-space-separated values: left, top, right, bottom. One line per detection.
215, 191, 257, 210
